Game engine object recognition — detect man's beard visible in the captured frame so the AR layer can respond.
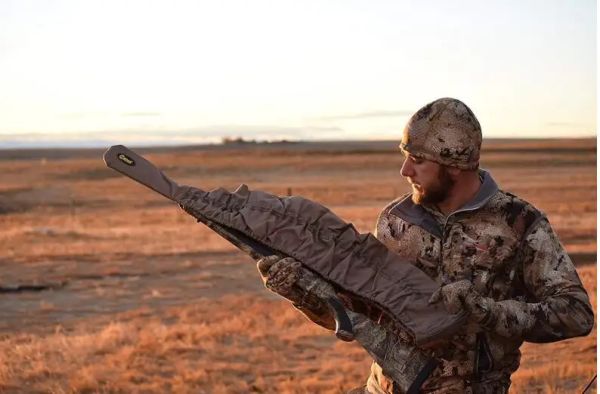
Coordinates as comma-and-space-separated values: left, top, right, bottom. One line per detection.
412, 166, 455, 205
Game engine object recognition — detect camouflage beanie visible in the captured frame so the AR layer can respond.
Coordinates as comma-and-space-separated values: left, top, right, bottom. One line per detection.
400, 98, 482, 170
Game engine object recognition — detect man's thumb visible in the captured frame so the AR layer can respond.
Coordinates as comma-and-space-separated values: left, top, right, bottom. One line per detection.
257, 255, 280, 276
429, 287, 443, 305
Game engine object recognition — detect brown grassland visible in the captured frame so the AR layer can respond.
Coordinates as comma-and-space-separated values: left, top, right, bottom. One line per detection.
0, 139, 596, 393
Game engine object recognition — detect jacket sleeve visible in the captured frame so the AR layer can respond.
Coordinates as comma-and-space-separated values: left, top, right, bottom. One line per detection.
475, 217, 594, 343
291, 292, 336, 331
374, 196, 408, 239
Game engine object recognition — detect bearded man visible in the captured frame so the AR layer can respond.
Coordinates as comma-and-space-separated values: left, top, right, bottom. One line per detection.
258, 98, 594, 393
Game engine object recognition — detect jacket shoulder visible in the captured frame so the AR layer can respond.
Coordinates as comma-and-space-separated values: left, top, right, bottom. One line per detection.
488, 189, 546, 237
376, 193, 412, 224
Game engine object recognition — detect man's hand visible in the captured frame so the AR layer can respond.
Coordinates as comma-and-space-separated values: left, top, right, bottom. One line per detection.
257, 255, 303, 300
257, 255, 336, 330
429, 279, 489, 321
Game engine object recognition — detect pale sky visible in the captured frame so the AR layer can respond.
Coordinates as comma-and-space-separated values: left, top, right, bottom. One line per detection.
0, 0, 596, 146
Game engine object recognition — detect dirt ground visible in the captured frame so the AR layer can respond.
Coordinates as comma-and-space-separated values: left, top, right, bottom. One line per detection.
0, 139, 596, 393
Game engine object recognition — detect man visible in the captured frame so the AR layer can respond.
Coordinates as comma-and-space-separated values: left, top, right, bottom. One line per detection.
258, 98, 594, 393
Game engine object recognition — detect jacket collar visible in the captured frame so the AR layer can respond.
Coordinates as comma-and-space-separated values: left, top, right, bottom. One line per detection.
456, 169, 498, 212
389, 169, 498, 238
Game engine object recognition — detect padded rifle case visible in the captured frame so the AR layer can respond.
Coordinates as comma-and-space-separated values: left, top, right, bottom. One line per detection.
103, 145, 467, 393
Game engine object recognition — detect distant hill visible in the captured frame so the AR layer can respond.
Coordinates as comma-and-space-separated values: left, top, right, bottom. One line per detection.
0, 137, 595, 161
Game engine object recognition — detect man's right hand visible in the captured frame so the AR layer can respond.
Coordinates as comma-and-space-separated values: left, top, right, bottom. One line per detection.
257, 255, 304, 300
257, 255, 336, 330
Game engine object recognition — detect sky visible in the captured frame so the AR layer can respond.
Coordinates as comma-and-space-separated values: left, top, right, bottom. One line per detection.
0, 0, 596, 147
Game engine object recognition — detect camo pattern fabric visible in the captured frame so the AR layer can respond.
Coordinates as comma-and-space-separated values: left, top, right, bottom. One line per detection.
367, 181, 594, 393
400, 98, 482, 170
257, 255, 338, 330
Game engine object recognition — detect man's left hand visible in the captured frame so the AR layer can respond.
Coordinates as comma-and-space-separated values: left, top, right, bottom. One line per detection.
429, 279, 487, 319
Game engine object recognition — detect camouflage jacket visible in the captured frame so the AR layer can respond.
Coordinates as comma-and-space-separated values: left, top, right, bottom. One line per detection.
366, 170, 594, 393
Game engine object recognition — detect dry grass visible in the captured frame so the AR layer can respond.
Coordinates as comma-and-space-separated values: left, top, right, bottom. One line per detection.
0, 275, 595, 393
0, 296, 368, 393
0, 139, 595, 393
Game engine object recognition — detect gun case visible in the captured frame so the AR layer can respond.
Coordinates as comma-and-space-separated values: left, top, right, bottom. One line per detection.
104, 145, 467, 393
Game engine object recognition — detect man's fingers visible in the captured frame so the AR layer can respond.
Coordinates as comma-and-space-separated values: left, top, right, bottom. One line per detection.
265, 258, 302, 297
267, 257, 298, 274
257, 255, 281, 276
429, 280, 476, 314
269, 267, 299, 296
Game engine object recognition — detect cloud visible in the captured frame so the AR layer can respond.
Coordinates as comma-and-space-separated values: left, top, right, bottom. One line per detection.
317, 110, 412, 121
61, 111, 109, 119
60, 111, 161, 119
545, 121, 589, 128
121, 112, 161, 117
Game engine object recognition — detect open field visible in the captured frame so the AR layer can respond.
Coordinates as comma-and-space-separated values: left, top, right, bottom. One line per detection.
0, 138, 596, 393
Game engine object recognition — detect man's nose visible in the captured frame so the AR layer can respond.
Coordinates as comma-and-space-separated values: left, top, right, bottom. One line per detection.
400, 158, 413, 177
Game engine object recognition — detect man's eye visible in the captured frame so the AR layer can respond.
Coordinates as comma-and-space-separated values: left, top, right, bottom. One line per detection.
413, 158, 423, 164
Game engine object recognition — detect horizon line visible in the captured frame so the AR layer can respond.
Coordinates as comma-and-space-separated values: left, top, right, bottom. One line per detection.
0, 135, 596, 151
